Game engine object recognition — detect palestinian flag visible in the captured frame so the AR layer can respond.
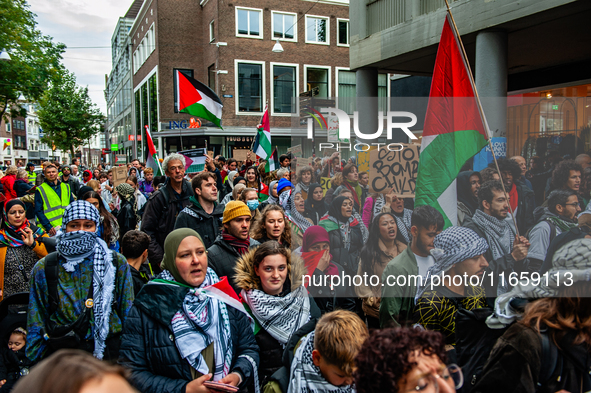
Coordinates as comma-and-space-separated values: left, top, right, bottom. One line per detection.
252, 106, 272, 160
176, 70, 223, 128
258, 183, 269, 202
265, 148, 279, 172
145, 125, 163, 176
414, 14, 489, 228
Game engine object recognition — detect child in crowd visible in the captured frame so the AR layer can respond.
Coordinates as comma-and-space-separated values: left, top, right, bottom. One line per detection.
120, 230, 152, 296
0, 328, 31, 391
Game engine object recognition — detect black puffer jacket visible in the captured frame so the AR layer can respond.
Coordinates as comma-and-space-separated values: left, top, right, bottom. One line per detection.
119, 278, 260, 393
326, 225, 364, 276
114, 197, 137, 241
207, 236, 260, 294
307, 262, 357, 315
174, 201, 225, 248
141, 179, 193, 270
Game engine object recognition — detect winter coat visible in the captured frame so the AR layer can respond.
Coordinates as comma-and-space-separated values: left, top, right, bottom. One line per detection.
60, 175, 80, 198
0, 174, 17, 200
14, 179, 35, 219
140, 180, 193, 269
234, 248, 321, 387
119, 279, 260, 393
325, 224, 364, 277
174, 201, 225, 248
473, 323, 591, 393
207, 236, 261, 295
0, 347, 32, 392
307, 261, 357, 315
515, 182, 536, 235
114, 197, 137, 241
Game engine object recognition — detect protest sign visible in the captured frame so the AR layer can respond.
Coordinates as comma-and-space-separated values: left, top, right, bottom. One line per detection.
357, 146, 377, 173
112, 166, 127, 187
295, 157, 313, 173
179, 148, 207, 173
287, 144, 302, 157
369, 144, 420, 197
208, 150, 214, 158
320, 177, 332, 197
232, 149, 253, 162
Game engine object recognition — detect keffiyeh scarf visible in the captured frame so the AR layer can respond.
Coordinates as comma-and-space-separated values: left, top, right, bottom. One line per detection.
162, 269, 234, 381
487, 238, 591, 329
279, 190, 292, 211
393, 208, 412, 243
242, 285, 311, 345
323, 214, 369, 251
287, 331, 354, 393
288, 193, 313, 233
372, 195, 385, 223
56, 201, 115, 360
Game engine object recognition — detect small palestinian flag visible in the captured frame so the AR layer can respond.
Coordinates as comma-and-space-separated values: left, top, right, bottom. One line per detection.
265, 148, 279, 172
176, 70, 223, 128
145, 125, 163, 176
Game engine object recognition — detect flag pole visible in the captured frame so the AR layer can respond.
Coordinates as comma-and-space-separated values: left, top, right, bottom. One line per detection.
443, 0, 520, 237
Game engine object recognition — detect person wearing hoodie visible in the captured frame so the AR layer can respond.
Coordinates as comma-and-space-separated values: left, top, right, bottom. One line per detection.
302, 183, 327, 225
456, 170, 482, 226
234, 240, 320, 387
526, 189, 580, 272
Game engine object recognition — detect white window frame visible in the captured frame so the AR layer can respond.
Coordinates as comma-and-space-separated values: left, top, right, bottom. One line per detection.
270, 62, 299, 117
303, 64, 332, 97
271, 11, 297, 42
209, 20, 215, 42
234, 59, 266, 116
336, 18, 349, 47
235, 7, 263, 39
305, 15, 330, 45
335, 67, 356, 115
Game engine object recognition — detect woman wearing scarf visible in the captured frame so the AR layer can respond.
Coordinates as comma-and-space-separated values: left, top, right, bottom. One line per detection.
342, 164, 362, 212
355, 212, 407, 328
277, 178, 293, 211
299, 226, 356, 315
113, 183, 138, 240
0, 200, 49, 300
456, 171, 482, 226
285, 190, 313, 249
26, 201, 134, 363
234, 240, 320, 386
294, 166, 314, 200
119, 228, 259, 393
319, 196, 369, 277
224, 170, 238, 196
303, 183, 327, 225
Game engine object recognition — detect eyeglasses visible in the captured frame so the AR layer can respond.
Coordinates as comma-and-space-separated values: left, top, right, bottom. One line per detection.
564, 203, 580, 207
406, 364, 463, 392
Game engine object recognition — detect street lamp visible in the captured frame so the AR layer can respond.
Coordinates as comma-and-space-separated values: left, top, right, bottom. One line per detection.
0, 49, 11, 61
272, 40, 284, 53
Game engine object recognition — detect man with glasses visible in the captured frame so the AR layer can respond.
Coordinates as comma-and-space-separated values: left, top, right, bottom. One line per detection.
526, 189, 580, 272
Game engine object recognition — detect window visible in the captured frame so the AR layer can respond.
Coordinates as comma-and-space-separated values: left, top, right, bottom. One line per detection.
305, 66, 330, 97
337, 19, 349, 46
272, 11, 296, 41
272, 64, 297, 114
133, 23, 156, 74
305, 15, 329, 44
5, 123, 10, 132
173, 69, 194, 113
236, 7, 262, 38
236, 61, 264, 113
378, 74, 388, 112
209, 20, 215, 42
337, 69, 356, 114
208, 64, 216, 92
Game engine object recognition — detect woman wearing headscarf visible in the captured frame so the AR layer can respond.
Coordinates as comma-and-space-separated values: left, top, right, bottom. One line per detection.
302, 183, 327, 225
224, 170, 238, 196
355, 212, 407, 328
26, 201, 134, 363
285, 190, 313, 249
119, 228, 259, 393
113, 183, 138, 240
456, 171, 482, 226
234, 240, 319, 386
0, 200, 49, 300
319, 196, 369, 276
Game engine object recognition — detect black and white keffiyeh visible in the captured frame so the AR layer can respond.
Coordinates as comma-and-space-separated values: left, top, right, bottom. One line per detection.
56, 201, 115, 360
416, 226, 488, 300
288, 192, 313, 233
372, 195, 385, 222
487, 238, 591, 329
241, 285, 311, 345
287, 331, 354, 393
393, 208, 412, 243
162, 268, 234, 381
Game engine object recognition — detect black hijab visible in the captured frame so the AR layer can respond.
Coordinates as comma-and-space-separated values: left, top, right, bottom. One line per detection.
304, 184, 327, 212
328, 196, 350, 223
456, 171, 481, 214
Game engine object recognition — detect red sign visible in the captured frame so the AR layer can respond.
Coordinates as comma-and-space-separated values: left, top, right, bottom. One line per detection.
128, 135, 135, 141
136, 135, 142, 141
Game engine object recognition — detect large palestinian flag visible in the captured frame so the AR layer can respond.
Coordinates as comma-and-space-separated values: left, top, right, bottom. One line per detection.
414, 14, 489, 228
176, 70, 223, 128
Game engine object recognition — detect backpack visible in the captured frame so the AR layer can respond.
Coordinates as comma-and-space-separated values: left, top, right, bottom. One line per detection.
455, 300, 559, 393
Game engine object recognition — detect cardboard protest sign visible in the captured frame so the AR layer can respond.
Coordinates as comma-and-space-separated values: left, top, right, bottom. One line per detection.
295, 157, 313, 173
287, 144, 302, 157
179, 148, 207, 173
112, 166, 127, 187
357, 146, 377, 173
233, 149, 253, 162
369, 144, 420, 197
208, 150, 214, 158
320, 177, 332, 197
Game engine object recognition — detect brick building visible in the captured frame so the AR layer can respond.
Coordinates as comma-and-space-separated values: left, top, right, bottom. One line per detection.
127, 0, 361, 159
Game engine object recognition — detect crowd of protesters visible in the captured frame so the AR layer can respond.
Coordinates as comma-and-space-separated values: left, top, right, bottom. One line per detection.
0, 149, 588, 393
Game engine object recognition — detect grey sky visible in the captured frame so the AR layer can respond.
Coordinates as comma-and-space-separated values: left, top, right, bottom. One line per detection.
28, 0, 132, 113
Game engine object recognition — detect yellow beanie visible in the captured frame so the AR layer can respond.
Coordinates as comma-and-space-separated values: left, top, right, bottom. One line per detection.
223, 200, 252, 223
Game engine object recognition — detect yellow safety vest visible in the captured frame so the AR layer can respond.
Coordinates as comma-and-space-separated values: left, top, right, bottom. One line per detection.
27, 171, 36, 183
38, 182, 71, 229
